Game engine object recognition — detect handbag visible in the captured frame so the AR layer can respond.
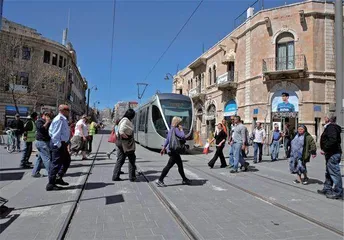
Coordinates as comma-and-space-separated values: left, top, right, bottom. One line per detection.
108, 131, 117, 143
203, 142, 210, 154
169, 128, 185, 154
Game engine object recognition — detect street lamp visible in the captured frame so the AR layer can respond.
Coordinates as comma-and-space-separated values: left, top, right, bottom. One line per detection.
93, 101, 100, 109
86, 85, 97, 116
164, 73, 174, 81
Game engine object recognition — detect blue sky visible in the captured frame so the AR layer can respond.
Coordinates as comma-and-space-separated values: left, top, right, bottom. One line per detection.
3, 0, 300, 109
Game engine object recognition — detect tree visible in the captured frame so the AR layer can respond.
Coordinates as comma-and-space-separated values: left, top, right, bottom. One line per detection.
0, 31, 66, 114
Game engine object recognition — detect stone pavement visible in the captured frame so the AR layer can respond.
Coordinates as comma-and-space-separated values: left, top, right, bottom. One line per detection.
0, 133, 343, 240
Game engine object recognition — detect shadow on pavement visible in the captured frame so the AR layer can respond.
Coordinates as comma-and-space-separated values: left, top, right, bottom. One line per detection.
0, 168, 30, 172
62, 182, 114, 191
0, 172, 25, 181
167, 179, 208, 187
105, 194, 124, 205
64, 172, 88, 178
0, 213, 20, 234
141, 170, 161, 175
306, 178, 323, 185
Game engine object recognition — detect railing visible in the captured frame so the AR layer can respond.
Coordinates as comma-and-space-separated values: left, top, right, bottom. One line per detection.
217, 71, 237, 86
262, 55, 306, 73
188, 84, 204, 98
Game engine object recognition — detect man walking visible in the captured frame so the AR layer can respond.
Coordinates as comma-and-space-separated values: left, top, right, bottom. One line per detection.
230, 116, 249, 173
318, 115, 343, 199
20, 112, 38, 169
270, 124, 282, 162
283, 123, 292, 158
47, 105, 71, 191
9, 114, 24, 152
32, 111, 53, 178
227, 116, 236, 168
252, 122, 266, 163
88, 119, 97, 153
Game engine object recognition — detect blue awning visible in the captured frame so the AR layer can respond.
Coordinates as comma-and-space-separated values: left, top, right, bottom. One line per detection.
224, 100, 237, 117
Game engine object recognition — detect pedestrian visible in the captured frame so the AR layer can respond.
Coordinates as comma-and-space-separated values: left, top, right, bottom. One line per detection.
20, 112, 38, 169
32, 111, 53, 178
283, 123, 292, 158
270, 124, 282, 162
227, 116, 236, 168
47, 104, 71, 191
156, 116, 191, 187
112, 109, 137, 182
221, 119, 228, 135
241, 120, 249, 158
289, 125, 316, 184
70, 115, 89, 160
107, 119, 120, 159
229, 116, 249, 173
88, 119, 97, 153
252, 122, 266, 163
318, 115, 343, 199
9, 113, 24, 152
208, 123, 227, 169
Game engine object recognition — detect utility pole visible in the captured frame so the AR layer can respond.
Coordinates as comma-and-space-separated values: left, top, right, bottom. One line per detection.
86, 88, 90, 116
335, 0, 344, 154
0, 0, 4, 30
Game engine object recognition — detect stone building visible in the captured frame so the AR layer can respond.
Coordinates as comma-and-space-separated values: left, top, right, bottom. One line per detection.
0, 18, 87, 127
172, 0, 341, 142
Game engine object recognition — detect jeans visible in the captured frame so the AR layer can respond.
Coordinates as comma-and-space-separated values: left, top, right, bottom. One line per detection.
284, 138, 291, 158
253, 142, 263, 162
13, 134, 21, 150
49, 142, 71, 184
323, 153, 343, 196
32, 141, 51, 175
208, 147, 226, 167
270, 140, 280, 160
229, 145, 234, 166
20, 141, 33, 166
159, 151, 187, 182
232, 142, 245, 171
112, 146, 136, 180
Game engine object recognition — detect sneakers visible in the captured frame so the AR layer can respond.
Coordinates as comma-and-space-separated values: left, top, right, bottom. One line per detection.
302, 177, 309, 185
317, 189, 329, 195
230, 169, 238, 173
55, 177, 69, 186
293, 180, 300, 184
326, 193, 343, 200
112, 176, 123, 181
220, 165, 228, 168
31, 172, 41, 178
182, 179, 192, 185
242, 162, 249, 172
155, 180, 166, 187
46, 184, 63, 191
208, 163, 214, 169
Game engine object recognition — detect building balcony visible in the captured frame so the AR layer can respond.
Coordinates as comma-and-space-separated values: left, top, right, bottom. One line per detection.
188, 85, 205, 99
216, 71, 238, 90
262, 55, 306, 80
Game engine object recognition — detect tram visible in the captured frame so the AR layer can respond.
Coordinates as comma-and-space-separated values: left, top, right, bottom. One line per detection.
133, 93, 194, 150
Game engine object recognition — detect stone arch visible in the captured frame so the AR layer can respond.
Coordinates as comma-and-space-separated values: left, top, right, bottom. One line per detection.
271, 28, 299, 44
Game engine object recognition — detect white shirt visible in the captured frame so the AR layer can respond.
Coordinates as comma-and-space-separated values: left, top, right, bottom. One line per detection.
253, 128, 266, 143
75, 119, 88, 137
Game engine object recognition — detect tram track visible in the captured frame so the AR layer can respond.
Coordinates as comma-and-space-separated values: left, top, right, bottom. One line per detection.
183, 162, 344, 237
57, 135, 104, 240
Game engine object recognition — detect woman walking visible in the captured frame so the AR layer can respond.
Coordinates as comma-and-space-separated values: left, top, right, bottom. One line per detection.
208, 123, 227, 168
112, 109, 137, 182
289, 125, 316, 185
156, 117, 191, 187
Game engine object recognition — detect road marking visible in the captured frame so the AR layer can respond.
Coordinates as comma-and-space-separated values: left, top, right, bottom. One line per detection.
211, 185, 227, 191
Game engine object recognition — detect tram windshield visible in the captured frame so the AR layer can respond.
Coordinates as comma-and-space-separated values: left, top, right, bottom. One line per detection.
160, 99, 192, 134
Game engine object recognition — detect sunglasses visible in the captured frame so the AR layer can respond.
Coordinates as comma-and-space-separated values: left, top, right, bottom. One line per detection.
63, 108, 70, 111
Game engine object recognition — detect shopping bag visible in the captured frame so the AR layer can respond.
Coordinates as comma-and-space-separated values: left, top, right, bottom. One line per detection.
203, 142, 210, 154
108, 131, 117, 143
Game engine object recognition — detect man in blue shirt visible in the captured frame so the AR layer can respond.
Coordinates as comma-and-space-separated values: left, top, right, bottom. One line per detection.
47, 105, 71, 191
277, 92, 295, 112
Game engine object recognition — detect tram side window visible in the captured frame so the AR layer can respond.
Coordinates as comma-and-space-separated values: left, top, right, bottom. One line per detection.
139, 110, 144, 131
152, 105, 167, 138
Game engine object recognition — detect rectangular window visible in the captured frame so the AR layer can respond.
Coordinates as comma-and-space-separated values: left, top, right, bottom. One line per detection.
63, 58, 67, 67
52, 53, 58, 65
43, 50, 51, 64
19, 72, 29, 86
13, 47, 19, 58
59, 56, 63, 68
22, 47, 31, 60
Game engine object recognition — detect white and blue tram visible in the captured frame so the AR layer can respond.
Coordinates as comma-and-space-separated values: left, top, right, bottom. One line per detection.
133, 93, 194, 150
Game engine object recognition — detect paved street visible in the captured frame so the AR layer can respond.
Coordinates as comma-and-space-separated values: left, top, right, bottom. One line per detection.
0, 132, 343, 240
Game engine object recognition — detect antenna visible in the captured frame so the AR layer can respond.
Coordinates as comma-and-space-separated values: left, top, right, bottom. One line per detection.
62, 9, 70, 45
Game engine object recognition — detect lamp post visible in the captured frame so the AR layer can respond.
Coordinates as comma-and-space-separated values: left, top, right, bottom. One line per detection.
86, 85, 97, 116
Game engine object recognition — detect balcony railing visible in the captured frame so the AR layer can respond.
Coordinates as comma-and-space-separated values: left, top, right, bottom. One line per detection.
262, 55, 306, 74
188, 85, 205, 98
217, 71, 238, 89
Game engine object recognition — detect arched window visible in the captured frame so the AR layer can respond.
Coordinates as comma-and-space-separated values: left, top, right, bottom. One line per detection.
213, 65, 217, 84
276, 32, 295, 70
209, 67, 212, 85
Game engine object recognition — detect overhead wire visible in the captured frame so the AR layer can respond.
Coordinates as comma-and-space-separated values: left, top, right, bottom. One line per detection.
142, 0, 204, 83
108, 0, 117, 107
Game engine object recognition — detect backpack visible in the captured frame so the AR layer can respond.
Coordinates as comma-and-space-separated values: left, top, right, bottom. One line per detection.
169, 128, 186, 154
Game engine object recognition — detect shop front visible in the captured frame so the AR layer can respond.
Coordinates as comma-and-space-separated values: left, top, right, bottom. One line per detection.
223, 99, 237, 132
5, 105, 29, 127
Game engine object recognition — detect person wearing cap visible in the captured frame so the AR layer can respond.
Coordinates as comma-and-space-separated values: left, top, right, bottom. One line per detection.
20, 112, 38, 168
270, 124, 282, 162
318, 115, 343, 199
277, 92, 295, 112
47, 105, 71, 191
32, 111, 53, 178
289, 125, 316, 185
9, 113, 24, 152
